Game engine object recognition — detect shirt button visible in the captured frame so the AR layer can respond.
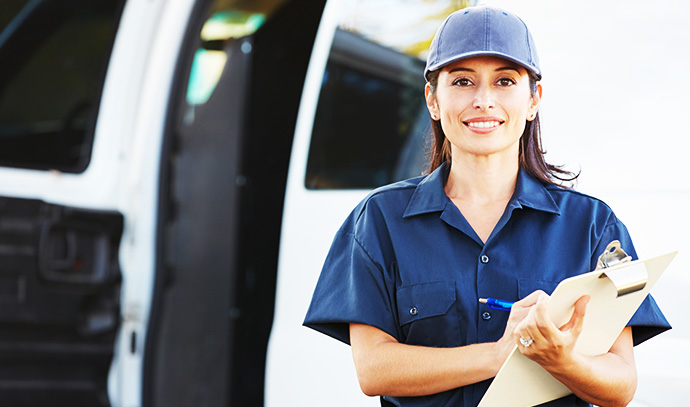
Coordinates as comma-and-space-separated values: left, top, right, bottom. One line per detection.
482, 311, 491, 321
409, 307, 418, 316
480, 255, 490, 264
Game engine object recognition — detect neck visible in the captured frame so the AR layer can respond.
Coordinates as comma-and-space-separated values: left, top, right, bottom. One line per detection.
444, 150, 519, 204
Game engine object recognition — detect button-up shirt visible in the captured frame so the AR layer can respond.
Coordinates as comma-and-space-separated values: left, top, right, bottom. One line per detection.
304, 163, 670, 407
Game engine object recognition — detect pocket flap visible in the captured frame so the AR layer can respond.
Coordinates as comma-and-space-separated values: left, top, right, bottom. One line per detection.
517, 278, 560, 298
397, 281, 455, 326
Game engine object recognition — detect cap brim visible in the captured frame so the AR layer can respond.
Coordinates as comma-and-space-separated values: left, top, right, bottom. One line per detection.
424, 51, 542, 81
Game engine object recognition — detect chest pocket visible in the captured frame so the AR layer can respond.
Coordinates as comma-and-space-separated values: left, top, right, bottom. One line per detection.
396, 281, 460, 347
517, 278, 561, 298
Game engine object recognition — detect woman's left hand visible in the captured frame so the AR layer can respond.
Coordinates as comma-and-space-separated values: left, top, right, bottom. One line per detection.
514, 293, 591, 369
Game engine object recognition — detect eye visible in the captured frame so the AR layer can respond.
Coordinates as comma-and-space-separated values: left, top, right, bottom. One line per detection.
497, 77, 517, 87
452, 77, 473, 87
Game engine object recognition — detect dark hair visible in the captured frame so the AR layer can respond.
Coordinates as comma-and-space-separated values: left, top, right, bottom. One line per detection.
425, 70, 578, 187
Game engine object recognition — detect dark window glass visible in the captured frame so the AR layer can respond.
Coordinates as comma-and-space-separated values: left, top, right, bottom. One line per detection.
305, 29, 430, 190
0, 0, 124, 173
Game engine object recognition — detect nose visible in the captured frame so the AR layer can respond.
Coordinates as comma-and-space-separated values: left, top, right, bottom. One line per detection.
473, 84, 495, 111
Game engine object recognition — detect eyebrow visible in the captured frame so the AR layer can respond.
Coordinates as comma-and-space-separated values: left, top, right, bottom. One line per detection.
448, 66, 522, 74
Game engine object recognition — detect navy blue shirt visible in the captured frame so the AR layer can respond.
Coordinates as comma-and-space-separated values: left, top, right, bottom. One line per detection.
304, 163, 670, 407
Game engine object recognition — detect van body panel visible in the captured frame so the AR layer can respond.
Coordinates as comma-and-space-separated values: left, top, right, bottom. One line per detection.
265, 0, 376, 404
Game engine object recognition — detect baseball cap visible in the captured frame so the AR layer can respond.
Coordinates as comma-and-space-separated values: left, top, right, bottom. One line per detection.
424, 6, 541, 80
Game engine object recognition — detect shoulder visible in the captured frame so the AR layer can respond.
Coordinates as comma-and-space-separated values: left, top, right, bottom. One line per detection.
538, 183, 638, 265
328, 175, 427, 263
351, 175, 425, 222
335, 175, 426, 242
367, 175, 426, 202
544, 184, 612, 207
544, 184, 620, 226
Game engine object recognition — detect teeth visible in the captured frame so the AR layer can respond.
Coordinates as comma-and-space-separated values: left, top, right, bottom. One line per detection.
467, 121, 500, 128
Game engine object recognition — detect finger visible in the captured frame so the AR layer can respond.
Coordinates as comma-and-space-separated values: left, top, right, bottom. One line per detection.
559, 295, 590, 332
515, 306, 547, 348
563, 295, 590, 336
513, 313, 532, 342
531, 299, 554, 342
514, 301, 539, 332
517, 319, 545, 352
516, 290, 548, 308
508, 302, 533, 324
509, 291, 547, 325
517, 331, 535, 350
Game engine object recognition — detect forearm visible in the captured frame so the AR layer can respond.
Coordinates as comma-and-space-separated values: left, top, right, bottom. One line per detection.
350, 323, 510, 397
516, 296, 638, 406
539, 327, 637, 407
546, 348, 637, 406
354, 341, 501, 396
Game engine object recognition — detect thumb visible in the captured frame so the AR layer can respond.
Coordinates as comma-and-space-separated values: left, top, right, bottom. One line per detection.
560, 295, 590, 334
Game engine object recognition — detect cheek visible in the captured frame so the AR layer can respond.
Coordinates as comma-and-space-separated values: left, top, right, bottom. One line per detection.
435, 92, 470, 118
511, 121, 528, 138
506, 95, 534, 120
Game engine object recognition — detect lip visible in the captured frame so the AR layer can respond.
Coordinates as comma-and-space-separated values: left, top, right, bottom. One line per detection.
463, 116, 504, 133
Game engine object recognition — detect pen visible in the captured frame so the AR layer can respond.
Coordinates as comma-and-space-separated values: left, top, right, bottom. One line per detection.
479, 297, 514, 312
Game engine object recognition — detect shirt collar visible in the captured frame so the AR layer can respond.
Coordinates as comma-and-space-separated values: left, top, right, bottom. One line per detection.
402, 163, 451, 218
403, 162, 561, 218
511, 168, 561, 215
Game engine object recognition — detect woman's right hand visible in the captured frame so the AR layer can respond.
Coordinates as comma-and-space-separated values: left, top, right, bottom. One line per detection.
495, 290, 547, 359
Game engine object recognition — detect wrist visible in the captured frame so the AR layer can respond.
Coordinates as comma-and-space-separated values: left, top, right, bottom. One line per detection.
546, 349, 583, 376
490, 339, 513, 374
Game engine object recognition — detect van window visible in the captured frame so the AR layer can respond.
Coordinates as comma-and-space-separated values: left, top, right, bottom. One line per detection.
304, 29, 429, 190
0, 0, 124, 173
304, 1, 472, 189
182, 0, 287, 126
186, 9, 267, 107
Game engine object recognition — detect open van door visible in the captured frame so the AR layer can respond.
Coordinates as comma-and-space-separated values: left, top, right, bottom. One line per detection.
0, 0, 125, 405
143, 0, 325, 406
1, 0, 327, 406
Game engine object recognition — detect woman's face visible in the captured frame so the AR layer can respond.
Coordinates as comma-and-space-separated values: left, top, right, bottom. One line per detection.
425, 56, 541, 161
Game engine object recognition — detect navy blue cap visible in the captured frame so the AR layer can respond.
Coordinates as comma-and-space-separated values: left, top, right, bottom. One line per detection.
424, 6, 541, 80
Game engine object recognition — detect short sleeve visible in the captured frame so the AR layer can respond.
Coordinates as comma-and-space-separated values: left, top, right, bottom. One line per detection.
627, 294, 671, 346
303, 228, 399, 346
592, 219, 671, 346
590, 218, 638, 271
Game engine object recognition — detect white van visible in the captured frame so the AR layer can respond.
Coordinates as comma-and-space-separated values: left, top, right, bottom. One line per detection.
0, 0, 426, 405
0, 0, 686, 406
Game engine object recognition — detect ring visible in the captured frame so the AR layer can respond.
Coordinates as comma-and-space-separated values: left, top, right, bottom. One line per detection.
519, 337, 534, 347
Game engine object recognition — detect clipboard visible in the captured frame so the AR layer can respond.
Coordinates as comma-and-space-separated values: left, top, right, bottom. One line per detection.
478, 241, 677, 407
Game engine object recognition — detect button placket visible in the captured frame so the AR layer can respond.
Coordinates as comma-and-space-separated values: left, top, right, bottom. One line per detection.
479, 251, 492, 324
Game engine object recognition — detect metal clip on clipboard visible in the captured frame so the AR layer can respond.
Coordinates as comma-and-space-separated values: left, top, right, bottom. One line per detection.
596, 240, 647, 297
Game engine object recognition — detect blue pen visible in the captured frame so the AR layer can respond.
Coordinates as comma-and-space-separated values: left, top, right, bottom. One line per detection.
479, 297, 514, 312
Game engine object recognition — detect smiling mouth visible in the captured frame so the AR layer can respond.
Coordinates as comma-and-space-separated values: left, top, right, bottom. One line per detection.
464, 120, 503, 129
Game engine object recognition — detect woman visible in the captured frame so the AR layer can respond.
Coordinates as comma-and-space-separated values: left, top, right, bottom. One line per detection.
304, 6, 670, 407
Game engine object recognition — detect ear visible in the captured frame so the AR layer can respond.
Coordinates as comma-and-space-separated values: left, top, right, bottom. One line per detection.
425, 83, 439, 121
527, 82, 542, 121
